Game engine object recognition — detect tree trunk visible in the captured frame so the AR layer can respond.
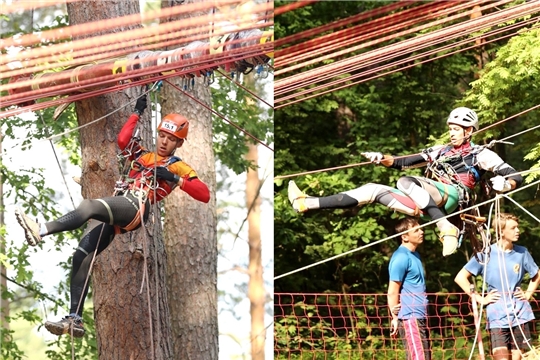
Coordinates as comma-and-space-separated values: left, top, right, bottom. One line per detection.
0, 131, 8, 331
160, 1, 218, 359
470, 5, 487, 78
66, 2, 172, 359
246, 142, 265, 360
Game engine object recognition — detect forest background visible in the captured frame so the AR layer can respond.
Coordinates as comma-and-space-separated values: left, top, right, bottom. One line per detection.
274, 0, 540, 354
1, 1, 273, 359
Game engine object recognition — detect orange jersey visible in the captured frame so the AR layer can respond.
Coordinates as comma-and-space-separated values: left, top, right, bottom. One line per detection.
118, 114, 210, 204
128, 151, 198, 203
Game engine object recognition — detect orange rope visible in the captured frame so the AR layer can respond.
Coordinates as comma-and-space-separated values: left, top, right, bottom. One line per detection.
274, 0, 318, 16
274, 0, 536, 106
164, 79, 273, 152
275, 0, 512, 87
275, 18, 540, 108
1, 1, 273, 79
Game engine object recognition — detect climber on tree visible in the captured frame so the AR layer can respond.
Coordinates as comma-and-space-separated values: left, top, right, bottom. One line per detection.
288, 107, 522, 257
15, 94, 210, 337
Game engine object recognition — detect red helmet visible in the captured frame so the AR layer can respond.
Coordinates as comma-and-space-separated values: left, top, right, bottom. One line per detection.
158, 113, 189, 140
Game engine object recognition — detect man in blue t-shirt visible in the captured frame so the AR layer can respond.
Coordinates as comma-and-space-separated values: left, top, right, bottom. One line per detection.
388, 217, 430, 360
455, 213, 540, 359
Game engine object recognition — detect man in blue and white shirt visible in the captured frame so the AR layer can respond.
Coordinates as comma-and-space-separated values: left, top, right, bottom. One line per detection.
455, 213, 540, 359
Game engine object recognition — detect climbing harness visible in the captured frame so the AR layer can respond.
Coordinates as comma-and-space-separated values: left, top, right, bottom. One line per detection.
423, 140, 514, 257
460, 212, 491, 265
255, 63, 270, 79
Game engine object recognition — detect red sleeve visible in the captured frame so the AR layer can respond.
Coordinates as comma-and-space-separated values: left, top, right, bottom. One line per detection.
181, 177, 210, 203
117, 114, 140, 150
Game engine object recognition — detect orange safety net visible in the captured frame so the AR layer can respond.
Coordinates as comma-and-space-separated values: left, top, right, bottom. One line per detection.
275, 292, 540, 359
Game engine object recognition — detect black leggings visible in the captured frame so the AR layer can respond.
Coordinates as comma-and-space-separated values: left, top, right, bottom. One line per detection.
44, 194, 150, 316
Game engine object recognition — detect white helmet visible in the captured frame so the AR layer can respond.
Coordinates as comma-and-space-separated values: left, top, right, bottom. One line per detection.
447, 107, 479, 131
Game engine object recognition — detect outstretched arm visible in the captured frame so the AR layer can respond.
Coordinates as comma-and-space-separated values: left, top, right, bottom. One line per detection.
362, 152, 427, 169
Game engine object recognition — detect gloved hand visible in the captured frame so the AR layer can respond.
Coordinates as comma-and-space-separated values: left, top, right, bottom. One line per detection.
134, 94, 147, 116
155, 166, 179, 183
361, 152, 384, 164
490, 175, 512, 192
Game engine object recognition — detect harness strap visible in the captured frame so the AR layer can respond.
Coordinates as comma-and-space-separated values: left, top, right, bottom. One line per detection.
96, 199, 114, 225
119, 192, 146, 232
76, 246, 89, 256
440, 183, 449, 205
120, 203, 144, 232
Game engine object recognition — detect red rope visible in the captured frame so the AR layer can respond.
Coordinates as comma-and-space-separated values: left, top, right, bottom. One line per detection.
275, 1, 408, 48
275, 0, 512, 90
275, 1, 477, 68
0, 43, 271, 115
0, 1, 237, 50
275, 17, 540, 108
1, 34, 272, 108
274, 0, 318, 17
215, 69, 273, 108
164, 79, 273, 152
1, 3, 273, 79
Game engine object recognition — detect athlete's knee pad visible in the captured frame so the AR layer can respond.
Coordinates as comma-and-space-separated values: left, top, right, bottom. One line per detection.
396, 176, 421, 193
397, 176, 431, 208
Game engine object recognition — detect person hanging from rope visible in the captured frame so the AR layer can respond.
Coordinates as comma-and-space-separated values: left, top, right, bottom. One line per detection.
388, 217, 431, 360
14, 94, 210, 338
288, 107, 522, 257
454, 213, 540, 359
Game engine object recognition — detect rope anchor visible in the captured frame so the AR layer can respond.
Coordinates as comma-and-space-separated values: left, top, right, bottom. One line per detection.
255, 64, 269, 79
181, 76, 195, 91
204, 71, 215, 87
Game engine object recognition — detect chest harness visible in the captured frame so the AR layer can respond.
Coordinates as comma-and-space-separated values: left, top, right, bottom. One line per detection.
114, 134, 181, 205
423, 143, 483, 208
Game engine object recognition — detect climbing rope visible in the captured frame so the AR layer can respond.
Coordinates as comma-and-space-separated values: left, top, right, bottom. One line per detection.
274, 178, 540, 280
164, 79, 274, 152
275, 103, 540, 180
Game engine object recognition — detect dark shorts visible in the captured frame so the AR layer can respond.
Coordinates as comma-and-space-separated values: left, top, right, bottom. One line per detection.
490, 323, 531, 351
398, 318, 431, 360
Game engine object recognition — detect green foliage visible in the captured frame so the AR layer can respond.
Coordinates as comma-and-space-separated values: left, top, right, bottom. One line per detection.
1, 327, 25, 360
211, 71, 273, 174
462, 27, 540, 185
1, 8, 92, 359
275, 6, 540, 359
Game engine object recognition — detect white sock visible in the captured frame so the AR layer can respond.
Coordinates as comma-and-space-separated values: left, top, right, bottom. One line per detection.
304, 197, 320, 209
436, 219, 455, 231
39, 223, 48, 237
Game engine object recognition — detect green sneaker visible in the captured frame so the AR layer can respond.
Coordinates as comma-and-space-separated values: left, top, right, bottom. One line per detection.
288, 181, 309, 213
439, 226, 459, 257
15, 208, 42, 246
45, 315, 85, 338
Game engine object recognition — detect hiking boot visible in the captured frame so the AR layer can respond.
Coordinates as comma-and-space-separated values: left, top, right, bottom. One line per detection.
288, 181, 308, 213
45, 314, 85, 338
15, 207, 42, 246
439, 226, 459, 257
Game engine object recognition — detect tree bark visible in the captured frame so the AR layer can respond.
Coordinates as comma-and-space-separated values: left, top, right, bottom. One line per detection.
0, 131, 8, 331
470, 5, 487, 78
66, 2, 172, 359
246, 142, 265, 360
160, 2, 218, 359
